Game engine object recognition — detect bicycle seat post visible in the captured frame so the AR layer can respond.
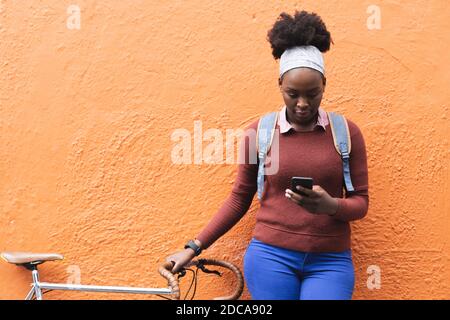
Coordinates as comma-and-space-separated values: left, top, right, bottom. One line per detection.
28, 263, 43, 300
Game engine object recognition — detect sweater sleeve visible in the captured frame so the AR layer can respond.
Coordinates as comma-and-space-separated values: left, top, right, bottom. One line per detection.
333, 120, 370, 222
195, 123, 258, 249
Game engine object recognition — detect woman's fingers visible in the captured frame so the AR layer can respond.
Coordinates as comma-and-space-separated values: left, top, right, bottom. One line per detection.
286, 188, 309, 201
285, 189, 297, 201
285, 189, 316, 211
295, 185, 318, 197
172, 261, 181, 273
286, 189, 305, 205
166, 249, 196, 273
165, 257, 176, 272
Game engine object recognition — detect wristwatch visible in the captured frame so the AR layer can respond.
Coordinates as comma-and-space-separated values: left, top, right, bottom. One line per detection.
184, 240, 202, 256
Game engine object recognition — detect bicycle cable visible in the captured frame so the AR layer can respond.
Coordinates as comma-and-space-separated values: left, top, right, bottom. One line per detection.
182, 262, 222, 300
183, 267, 198, 300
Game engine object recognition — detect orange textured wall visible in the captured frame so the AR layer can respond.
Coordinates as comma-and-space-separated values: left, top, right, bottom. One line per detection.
0, 1, 449, 300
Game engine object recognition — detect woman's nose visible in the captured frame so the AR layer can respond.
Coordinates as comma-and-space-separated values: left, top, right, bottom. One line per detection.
297, 97, 309, 108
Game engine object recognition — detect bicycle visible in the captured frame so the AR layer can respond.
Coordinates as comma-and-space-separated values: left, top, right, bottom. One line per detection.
1, 251, 244, 300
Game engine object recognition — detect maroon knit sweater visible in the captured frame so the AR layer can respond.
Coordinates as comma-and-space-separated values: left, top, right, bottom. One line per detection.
196, 115, 369, 252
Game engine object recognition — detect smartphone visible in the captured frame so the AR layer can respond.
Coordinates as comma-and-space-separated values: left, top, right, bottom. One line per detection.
291, 177, 313, 196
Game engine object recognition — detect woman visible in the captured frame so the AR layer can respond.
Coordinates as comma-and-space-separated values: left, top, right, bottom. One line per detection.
166, 10, 369, 300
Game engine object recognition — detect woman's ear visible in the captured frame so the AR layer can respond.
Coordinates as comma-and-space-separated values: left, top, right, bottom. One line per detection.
278, 77, 282, 91
322, 76, 326, 92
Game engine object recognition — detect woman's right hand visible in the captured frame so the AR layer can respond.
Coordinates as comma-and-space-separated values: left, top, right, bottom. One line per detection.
165, 248, 197, 273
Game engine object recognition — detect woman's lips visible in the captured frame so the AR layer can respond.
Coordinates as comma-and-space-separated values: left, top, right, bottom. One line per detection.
295, 110, 309, 116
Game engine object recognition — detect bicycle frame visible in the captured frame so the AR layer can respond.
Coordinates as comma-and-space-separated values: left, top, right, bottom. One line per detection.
1, 251, 243, 300
26, 267, 173, 300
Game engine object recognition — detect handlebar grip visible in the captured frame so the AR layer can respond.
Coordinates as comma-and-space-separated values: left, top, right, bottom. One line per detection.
158, 261, 180, 300
158, 258, 244, 300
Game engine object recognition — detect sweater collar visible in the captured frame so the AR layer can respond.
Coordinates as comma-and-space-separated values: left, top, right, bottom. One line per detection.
278, 105, 329, 133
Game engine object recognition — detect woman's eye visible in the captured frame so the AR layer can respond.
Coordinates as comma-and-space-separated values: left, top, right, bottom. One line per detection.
287, 92, 319, 99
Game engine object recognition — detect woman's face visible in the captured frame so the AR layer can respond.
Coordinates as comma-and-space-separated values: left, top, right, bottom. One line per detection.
278, 67, 326, 127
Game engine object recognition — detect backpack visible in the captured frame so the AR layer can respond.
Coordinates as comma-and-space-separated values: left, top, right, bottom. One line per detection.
256, 110, 355, 200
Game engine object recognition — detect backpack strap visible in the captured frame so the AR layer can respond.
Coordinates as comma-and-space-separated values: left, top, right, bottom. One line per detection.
327, 111, 355, 193
256, 111, 279, 200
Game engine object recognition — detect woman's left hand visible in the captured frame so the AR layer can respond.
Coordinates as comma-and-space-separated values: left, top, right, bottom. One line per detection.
285, 185, 338, 216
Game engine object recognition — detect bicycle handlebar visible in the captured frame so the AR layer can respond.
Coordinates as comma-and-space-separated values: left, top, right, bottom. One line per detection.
158, 258, 244, 300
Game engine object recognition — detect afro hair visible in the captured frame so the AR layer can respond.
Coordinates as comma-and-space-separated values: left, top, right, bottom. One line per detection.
267, 10, 333, 60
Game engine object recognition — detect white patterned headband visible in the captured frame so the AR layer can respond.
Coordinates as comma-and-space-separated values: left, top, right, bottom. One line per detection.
279, 45, 325, 79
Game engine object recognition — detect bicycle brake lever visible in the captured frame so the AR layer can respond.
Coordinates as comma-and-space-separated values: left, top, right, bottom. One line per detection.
196, 263, 222, 277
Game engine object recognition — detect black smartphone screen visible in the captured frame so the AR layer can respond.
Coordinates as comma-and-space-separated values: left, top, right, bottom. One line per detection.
291, 177, 313, 196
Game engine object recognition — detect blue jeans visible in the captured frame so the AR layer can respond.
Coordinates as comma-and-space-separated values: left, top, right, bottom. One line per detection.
243, 237, 355, 300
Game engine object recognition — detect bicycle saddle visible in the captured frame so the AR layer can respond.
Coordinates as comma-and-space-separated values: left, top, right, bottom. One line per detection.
1, 251, 63, 266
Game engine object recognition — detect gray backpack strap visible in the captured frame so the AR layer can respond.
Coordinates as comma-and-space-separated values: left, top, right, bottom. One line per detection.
328, 111, 355, 193
256, 112, 278, 200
